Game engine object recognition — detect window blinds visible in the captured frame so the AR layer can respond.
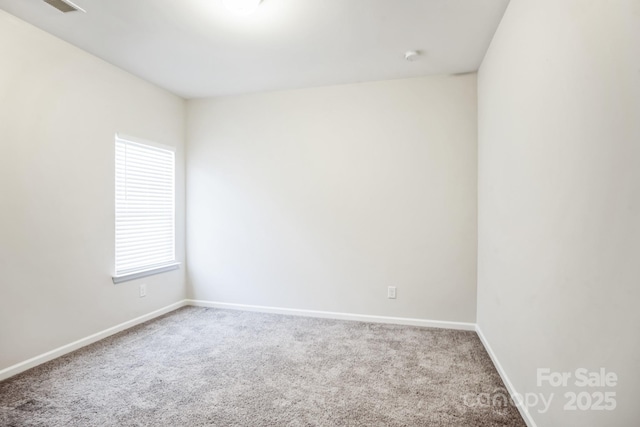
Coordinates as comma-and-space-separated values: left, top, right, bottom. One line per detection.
115, 135, 175, 276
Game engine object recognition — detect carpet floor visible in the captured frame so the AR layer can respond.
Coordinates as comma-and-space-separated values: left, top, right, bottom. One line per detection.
0, 307, 525, 426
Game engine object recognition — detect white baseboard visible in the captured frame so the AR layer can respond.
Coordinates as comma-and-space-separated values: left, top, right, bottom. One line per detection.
187, 299, 476, 331
0, 300, 188, 382
475, 325, 537, 427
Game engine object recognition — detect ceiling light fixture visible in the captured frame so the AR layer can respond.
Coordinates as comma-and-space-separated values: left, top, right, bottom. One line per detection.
223, 0, 263, 16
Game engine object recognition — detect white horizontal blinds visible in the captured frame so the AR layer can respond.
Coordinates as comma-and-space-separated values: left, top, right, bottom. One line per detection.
115, 136, 175, 275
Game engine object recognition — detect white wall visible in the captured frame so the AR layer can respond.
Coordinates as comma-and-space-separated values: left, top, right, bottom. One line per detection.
0, 11, 186, 371
187, 75, 477, 322
478, 1, 640, 426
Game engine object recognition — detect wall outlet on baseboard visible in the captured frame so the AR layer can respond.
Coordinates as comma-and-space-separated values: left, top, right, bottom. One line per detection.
387, 286, 397, 299
139, 284, 147, 298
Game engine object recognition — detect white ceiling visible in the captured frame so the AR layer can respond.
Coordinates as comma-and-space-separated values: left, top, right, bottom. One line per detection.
0, 0, 510, 98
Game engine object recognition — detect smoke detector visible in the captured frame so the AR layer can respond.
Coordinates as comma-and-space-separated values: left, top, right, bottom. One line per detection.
405, 50, 420, 62
43, 0, 85, 13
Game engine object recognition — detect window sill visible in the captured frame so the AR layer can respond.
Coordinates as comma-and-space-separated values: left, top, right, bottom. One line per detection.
112, 262, 181, 284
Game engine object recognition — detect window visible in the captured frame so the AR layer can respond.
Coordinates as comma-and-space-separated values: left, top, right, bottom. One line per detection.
113, 134, 178, 283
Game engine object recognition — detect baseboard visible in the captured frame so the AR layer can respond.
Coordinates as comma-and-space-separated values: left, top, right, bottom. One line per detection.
0, 300, 188, 382
475, 325, 538, 427
187, 299, 476, 331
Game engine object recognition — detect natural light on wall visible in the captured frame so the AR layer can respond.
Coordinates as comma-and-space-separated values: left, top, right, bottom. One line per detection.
113, 134, 178, 284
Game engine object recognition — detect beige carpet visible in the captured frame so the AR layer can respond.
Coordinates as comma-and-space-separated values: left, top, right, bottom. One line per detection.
0, 307, 525, 426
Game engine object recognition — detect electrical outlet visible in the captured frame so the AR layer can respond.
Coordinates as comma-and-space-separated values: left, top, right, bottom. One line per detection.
139, 283, 147, 298
387, 286, 396, 299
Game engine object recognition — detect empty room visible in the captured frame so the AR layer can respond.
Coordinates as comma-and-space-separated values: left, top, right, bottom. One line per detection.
0, 0, 638, 426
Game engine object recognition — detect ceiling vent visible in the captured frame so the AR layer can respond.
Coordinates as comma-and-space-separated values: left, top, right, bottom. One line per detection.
43, 0, 85, 13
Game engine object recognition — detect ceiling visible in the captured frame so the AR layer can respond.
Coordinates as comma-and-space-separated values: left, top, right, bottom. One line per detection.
0, 0, 510, 98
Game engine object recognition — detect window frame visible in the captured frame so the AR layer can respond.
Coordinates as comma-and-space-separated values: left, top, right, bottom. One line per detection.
112, 133, 180, 284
